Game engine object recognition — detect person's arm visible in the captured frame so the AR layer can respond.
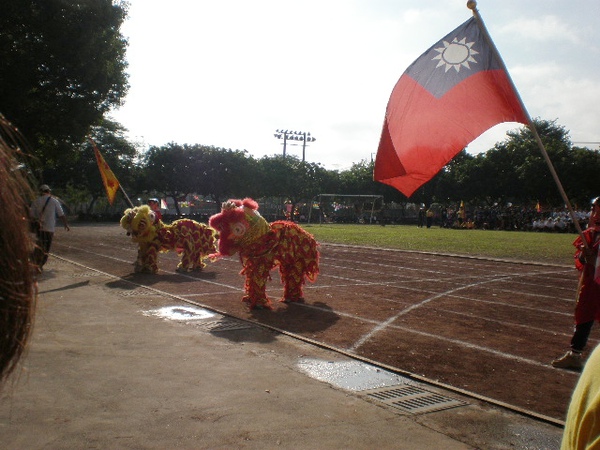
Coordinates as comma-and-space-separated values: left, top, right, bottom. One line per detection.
55, 200, 70, 231
60, 214, 70, 231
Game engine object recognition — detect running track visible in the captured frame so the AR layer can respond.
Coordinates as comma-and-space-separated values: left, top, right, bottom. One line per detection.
48, 223, 589, 422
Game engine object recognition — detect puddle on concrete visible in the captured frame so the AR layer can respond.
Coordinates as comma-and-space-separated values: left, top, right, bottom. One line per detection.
143, 305, 216, 321
297, 358, 416, 391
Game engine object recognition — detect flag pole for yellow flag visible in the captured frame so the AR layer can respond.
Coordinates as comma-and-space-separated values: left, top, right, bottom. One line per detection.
467, 0, 589, 251
117, 178, 134, 208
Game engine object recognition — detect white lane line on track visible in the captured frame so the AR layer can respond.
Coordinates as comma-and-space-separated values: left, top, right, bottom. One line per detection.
55, 244, 243, 291
61, 242, 575, 324
309, 279, 575, 316
55, 246, 578, 373
323, 258, 574, 288
306, 277, 576, 304
314, 263, 577, 303
430, 307, 572, 333
299, 303, 578, 370
379, 323, 567, 370
348, 274, 514, 352
321, 243, 572, 269
324, 253, 573, 280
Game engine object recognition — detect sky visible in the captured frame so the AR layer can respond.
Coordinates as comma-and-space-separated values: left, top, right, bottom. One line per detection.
110, 0, 600, 171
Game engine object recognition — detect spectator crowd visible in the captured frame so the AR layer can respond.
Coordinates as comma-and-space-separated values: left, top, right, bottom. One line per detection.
437, 204, 590, 233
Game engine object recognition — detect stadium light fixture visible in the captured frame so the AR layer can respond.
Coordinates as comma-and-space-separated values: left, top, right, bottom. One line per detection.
273, 129, 316, 161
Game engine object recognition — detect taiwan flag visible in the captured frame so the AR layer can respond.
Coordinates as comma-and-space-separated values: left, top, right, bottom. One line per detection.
374, 16, 528, 197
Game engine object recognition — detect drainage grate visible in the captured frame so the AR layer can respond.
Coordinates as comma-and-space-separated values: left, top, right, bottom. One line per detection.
70, 271, 106, 278
364, 385, 467, 415
120, 289, 161, 297
193, 318, 254, 332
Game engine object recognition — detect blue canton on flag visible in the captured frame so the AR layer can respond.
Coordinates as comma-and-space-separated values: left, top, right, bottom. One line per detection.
405, 17, 501, 99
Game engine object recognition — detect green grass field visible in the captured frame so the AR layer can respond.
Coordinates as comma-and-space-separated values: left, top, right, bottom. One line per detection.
303, 223, 577, 266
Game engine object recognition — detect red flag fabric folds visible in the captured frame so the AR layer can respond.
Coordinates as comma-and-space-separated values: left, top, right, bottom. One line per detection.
374, 17, 528, 197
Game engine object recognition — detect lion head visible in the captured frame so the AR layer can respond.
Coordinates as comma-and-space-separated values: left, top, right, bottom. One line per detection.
120, 205, 160, 243
208, 198, 270, 256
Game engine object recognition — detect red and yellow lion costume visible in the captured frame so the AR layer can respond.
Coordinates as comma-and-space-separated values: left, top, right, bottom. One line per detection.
209, 198, 319, 310
120, 205, 217, 274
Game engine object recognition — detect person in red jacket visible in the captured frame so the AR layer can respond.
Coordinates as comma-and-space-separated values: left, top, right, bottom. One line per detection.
552, 197, 600, 370
147, 198, 163, 223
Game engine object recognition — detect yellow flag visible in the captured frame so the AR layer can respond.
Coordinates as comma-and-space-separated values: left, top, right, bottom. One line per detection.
90, 139, 120, 205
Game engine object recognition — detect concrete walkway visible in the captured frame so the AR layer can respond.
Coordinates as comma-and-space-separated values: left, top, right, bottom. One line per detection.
0, 257, 564, 449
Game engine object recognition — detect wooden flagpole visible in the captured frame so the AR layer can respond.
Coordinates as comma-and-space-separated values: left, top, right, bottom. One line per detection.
118, 182, 134, 209
467, 0, 589, 251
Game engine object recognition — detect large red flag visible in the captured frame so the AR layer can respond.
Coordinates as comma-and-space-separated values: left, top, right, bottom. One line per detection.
90, 139, 120, 205
374, 17, 528, 197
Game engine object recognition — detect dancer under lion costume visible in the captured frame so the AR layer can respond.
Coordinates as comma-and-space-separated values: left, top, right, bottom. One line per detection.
120, 205, 217, 274
209, 198, 319, 310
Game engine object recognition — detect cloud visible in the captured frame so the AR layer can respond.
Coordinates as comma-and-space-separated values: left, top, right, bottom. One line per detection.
499, 16, 580, 44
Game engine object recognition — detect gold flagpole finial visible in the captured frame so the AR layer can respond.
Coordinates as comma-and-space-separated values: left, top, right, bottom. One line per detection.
466, 1, 477, 10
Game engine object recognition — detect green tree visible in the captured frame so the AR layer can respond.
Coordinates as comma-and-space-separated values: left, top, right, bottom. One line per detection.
561, 146, 600, 207
0, 0, 129, 177
341, 159, 407, 204
481, 119, 574, 206
257, 155, 329, 215
141, 144, 198, 216
36, 118, 138, 215
339, 160, 377, 195
194, 146, 258, 208
140, 144, 256, 215
432, 119, 600, 208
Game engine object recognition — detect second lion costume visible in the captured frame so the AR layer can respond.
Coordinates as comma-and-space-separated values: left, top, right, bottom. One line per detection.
120, 205, 217, 274
209, 198, 319, 310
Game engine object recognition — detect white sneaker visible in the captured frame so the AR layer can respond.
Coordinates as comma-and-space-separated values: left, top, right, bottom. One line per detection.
551, 351, 583, 370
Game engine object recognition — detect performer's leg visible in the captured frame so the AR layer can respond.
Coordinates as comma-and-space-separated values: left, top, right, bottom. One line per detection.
33, 231, 53, 269
242, 260, 272, 309
571, 321, 594, 353
280, 264, 304, 302
552, 265, 598, 370
145, 246, 159, 273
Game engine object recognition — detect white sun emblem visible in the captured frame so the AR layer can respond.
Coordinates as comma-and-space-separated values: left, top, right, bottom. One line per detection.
432, 37, 478, 73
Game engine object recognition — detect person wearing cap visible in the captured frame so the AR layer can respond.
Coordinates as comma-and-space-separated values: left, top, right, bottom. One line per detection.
147, 198, 163, 223
30, 184, 70, 272
552, 196, 600, 370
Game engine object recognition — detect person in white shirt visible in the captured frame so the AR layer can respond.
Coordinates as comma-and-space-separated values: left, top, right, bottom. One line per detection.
30, 184, 70, 272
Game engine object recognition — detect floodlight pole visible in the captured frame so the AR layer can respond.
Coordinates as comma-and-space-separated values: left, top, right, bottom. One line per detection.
273, 129, 316, 162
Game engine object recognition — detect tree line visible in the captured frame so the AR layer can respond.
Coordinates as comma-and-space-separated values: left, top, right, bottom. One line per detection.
1, 1, 598, 219
72, 117, 598, 219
